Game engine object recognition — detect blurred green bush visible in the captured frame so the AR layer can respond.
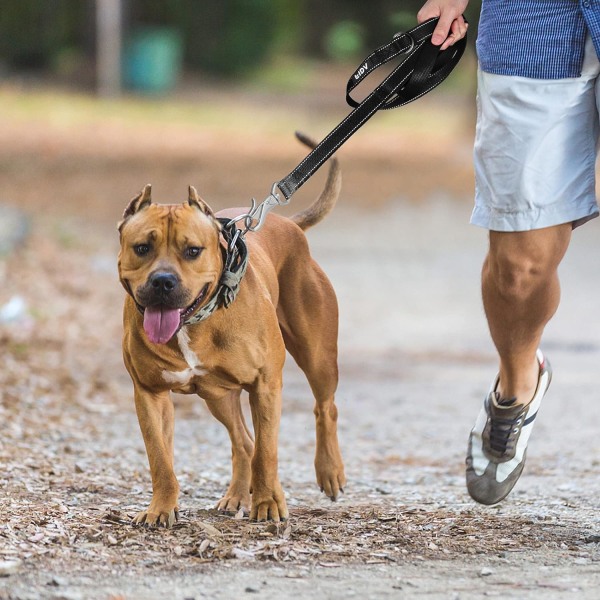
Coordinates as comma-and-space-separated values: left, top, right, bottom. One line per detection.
0, 0, 480, 82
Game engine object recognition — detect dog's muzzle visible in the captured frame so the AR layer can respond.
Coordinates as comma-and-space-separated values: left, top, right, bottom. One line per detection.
137, 271, 188, 309
147, 271, 180, 303
151, 271, 178, 294
135, 274, 210, 345
135, 271, 189, 345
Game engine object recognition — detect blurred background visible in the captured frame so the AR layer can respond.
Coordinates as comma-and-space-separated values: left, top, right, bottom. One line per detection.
0, 0, 480, 90
0, 0, 480, 227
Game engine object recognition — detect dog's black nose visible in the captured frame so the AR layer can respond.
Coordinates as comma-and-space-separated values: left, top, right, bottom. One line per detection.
150, 272, 178, 294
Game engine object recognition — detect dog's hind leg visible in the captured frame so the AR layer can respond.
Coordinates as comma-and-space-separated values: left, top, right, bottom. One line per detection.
204, 389, 254, 514
303, 352, 347, 501
278, 264, 347, 500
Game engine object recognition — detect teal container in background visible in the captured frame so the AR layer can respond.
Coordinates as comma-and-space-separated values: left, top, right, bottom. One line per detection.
123, 27, 183, 93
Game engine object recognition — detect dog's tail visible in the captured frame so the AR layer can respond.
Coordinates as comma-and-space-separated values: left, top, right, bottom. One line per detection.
290, 132, 342, 231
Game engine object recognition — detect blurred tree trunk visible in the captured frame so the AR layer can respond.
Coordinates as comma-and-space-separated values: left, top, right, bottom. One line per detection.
96, 0, 122, 97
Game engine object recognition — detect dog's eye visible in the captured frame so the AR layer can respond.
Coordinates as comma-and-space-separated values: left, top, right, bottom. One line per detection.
134, 244, 151, 256
185, 247, 203, 260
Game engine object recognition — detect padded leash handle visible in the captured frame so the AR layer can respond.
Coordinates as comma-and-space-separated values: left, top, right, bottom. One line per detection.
276, 17, 467, 201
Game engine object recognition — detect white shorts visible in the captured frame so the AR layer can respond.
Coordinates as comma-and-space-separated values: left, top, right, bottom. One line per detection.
471, 36, 600, 232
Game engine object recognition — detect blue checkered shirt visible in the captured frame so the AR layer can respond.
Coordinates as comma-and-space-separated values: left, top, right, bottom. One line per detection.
477, 0, 600, 78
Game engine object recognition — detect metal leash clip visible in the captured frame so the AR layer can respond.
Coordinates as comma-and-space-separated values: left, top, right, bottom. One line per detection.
393, 31, 415, 55
229, 182, 290, 236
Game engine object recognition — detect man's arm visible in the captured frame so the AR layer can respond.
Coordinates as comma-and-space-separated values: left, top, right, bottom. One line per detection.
417, 0, 469, 50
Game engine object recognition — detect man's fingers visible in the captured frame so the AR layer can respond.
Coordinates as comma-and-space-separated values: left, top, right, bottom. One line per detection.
453, 15, 468, 39
439, 16, 469, 50
432, 14, 455, 46
417, 2, 469, 48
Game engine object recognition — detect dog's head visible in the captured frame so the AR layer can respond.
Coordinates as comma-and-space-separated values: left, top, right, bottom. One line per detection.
118, 184, 222, 344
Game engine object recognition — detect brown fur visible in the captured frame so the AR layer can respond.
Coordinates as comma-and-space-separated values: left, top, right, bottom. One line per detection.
118, 135, 345, 525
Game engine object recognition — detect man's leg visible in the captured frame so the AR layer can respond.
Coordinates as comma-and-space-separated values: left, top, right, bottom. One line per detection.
483, 224, 571, 404
466, 224, 570, 505
467, 33, 600, 506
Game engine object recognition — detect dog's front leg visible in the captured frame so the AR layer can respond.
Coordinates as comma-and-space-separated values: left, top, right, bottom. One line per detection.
132, 388, 180, 527
248, 378, 288, 521
204, 389, 254, 514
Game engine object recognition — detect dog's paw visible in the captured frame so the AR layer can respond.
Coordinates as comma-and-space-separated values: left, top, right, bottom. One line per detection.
315, 459, 347, 501
132, 507, 179, 528
250, 491, 288, 522
215, 491, 250, 515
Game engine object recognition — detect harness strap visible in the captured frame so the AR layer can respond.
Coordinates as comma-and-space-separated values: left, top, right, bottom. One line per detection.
276, 17, 467, 201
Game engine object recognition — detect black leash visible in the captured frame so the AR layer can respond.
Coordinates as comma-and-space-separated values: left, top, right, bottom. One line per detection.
278, 18, 467, 200
235, 16, 467, 233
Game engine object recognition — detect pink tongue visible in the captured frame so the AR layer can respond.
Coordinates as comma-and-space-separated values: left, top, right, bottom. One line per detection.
143, 306, 182, 344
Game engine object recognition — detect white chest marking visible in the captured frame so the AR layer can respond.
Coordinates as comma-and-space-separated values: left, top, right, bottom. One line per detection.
162, 328, 207, 385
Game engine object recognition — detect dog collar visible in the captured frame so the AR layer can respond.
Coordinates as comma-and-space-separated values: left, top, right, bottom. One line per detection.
183, 218, 248, 325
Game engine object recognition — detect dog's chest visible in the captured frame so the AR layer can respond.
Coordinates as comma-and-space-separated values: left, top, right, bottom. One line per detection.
161, 328, 208, 391
149, 321, 266, 398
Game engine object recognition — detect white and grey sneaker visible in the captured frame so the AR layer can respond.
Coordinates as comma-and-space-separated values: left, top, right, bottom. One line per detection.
466, 349, 552, 505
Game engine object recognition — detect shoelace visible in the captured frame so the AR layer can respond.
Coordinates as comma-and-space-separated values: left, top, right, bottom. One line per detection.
488, 406, 525, 455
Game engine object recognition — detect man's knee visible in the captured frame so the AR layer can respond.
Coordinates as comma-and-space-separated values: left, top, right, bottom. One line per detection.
484, 251, 545, 301
484, 227, 571, 302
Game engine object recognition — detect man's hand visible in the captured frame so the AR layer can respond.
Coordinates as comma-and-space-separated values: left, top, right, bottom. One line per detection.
417, 0, 469, 50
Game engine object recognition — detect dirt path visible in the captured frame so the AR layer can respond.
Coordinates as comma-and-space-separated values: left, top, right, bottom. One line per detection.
2, 86, 600, 599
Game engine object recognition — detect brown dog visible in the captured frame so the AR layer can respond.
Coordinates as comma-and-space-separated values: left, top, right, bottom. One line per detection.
117, 135, 346, 526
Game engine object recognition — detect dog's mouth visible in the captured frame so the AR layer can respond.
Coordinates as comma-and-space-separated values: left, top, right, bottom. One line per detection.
142, 283, 210, 345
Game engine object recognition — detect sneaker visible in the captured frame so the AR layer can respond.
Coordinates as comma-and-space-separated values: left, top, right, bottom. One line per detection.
466, 349, 552, 505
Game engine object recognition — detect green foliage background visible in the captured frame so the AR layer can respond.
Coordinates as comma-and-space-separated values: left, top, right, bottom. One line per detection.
0, 0, 480, 79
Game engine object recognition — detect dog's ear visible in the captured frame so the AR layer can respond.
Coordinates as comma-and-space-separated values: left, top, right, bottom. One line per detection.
118, 184, 153, 232
125, 184, 153, 218
188, 185, 215, 218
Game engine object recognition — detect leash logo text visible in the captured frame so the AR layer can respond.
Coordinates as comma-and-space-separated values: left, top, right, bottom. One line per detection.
354, 62, 369, 80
